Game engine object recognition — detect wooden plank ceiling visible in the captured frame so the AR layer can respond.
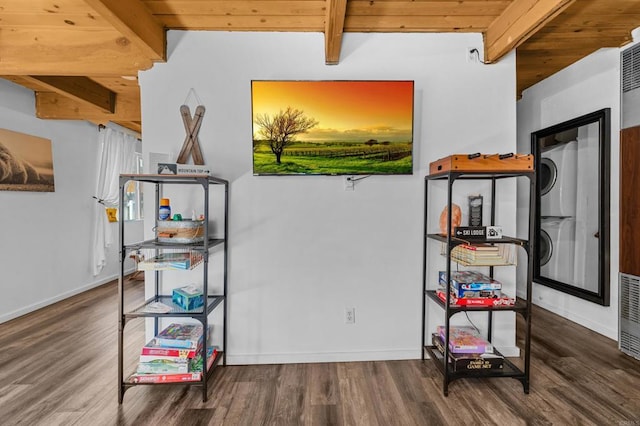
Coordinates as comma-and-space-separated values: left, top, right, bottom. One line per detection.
0, 0, 638, 134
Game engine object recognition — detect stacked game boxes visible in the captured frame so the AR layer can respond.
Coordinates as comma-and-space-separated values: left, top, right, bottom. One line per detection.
437, 270, 515, 307
432, 325, 504, 372
128, 323, 217, 383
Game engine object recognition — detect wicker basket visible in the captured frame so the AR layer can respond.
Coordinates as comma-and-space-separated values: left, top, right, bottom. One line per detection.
156, 220, 204, 244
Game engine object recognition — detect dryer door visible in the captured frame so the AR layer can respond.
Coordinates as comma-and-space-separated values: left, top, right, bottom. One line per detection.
539, 228, 552, 267
540, 158, 557, 197
541, 141, 578, 217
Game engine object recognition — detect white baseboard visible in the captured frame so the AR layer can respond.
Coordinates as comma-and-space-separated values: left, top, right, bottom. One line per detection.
517, 288, 617, 340
529, 297, 617, 340
227, 348, 420, 365
227, 345, 521, 365
0, 269, 134, 324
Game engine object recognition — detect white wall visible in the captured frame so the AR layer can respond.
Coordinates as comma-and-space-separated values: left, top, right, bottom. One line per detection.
516, 48, 621, 339
139, 31, 519, 363
0, 79, 141, 323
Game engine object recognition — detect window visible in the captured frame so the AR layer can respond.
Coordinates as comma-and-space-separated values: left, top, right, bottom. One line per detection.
124, 152, 144, 221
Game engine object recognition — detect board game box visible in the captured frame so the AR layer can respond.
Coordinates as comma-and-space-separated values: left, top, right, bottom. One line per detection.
436, 325, 493, 354
431, 334, 503, 371
153, 323, 203, 349
439, 270, 502, 298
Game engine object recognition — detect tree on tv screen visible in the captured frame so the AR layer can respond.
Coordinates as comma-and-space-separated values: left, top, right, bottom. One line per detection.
254, 107, 318, 164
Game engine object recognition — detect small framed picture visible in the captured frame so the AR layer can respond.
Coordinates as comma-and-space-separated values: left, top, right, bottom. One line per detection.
468, 195, 483, 226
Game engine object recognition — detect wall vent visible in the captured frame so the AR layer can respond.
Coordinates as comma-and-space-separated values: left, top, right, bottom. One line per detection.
622, 43, 640, 93
620, 273, 640, 360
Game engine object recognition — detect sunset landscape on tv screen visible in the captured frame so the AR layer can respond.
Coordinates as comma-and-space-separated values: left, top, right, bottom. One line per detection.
251, 80, 414, 175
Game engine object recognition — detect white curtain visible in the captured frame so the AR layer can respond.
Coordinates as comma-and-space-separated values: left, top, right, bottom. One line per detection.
91, 127, 138, 276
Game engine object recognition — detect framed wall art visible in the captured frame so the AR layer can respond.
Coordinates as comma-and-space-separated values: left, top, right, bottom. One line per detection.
0, 128, 55, 192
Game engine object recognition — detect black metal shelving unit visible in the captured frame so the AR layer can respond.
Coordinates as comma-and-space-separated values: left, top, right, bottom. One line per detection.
421, 168, 535, 396
117, 174, 229, 403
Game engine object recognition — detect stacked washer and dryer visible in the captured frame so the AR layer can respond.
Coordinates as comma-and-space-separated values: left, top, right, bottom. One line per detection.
538, 124, 599, 291
539, 141, 578, 286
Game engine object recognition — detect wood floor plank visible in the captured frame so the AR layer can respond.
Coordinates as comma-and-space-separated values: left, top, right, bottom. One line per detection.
33, 411, 85, 426
222, 381, 272, 426
1, 279, 640, 425
384, 361, 445, 424
337, 376, 380, 426
308, 362, 338, 405
360, 361, 417, 425
273, 362, 308, 424
308, 403, 340, 426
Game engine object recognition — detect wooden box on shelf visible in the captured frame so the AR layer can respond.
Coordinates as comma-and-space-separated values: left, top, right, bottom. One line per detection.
429, 153, 533, 174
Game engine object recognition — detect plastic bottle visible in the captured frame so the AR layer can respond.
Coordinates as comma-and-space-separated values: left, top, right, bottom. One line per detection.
159, 198, 171, 220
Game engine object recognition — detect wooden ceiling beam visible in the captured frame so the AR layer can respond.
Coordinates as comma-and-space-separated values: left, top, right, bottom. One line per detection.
35, 91, 140, 122
484, 0, 576, 64
325, 0, 347, 65
83, 0, 166, 61
0, 28, 153, 75
21, 76, 116, 114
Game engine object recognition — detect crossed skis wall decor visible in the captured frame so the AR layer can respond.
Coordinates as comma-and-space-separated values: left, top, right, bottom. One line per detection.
176, 104, 205, 165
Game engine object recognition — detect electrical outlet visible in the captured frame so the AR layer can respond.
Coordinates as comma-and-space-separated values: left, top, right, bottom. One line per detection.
345, 307, 355, 324
344, 176, 355, 191
467, 47, 479, 63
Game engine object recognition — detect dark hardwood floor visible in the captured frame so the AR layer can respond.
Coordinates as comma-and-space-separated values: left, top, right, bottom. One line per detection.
1, 279, 639, 425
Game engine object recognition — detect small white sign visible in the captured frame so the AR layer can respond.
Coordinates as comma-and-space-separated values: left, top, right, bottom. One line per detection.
157, 162, 211, 175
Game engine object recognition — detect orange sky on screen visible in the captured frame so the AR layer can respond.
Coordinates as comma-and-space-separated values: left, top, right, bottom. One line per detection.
252, 81, 413, 142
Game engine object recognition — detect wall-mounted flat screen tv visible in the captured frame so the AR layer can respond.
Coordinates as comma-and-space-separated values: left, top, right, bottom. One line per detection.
251, 80, 414, 175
